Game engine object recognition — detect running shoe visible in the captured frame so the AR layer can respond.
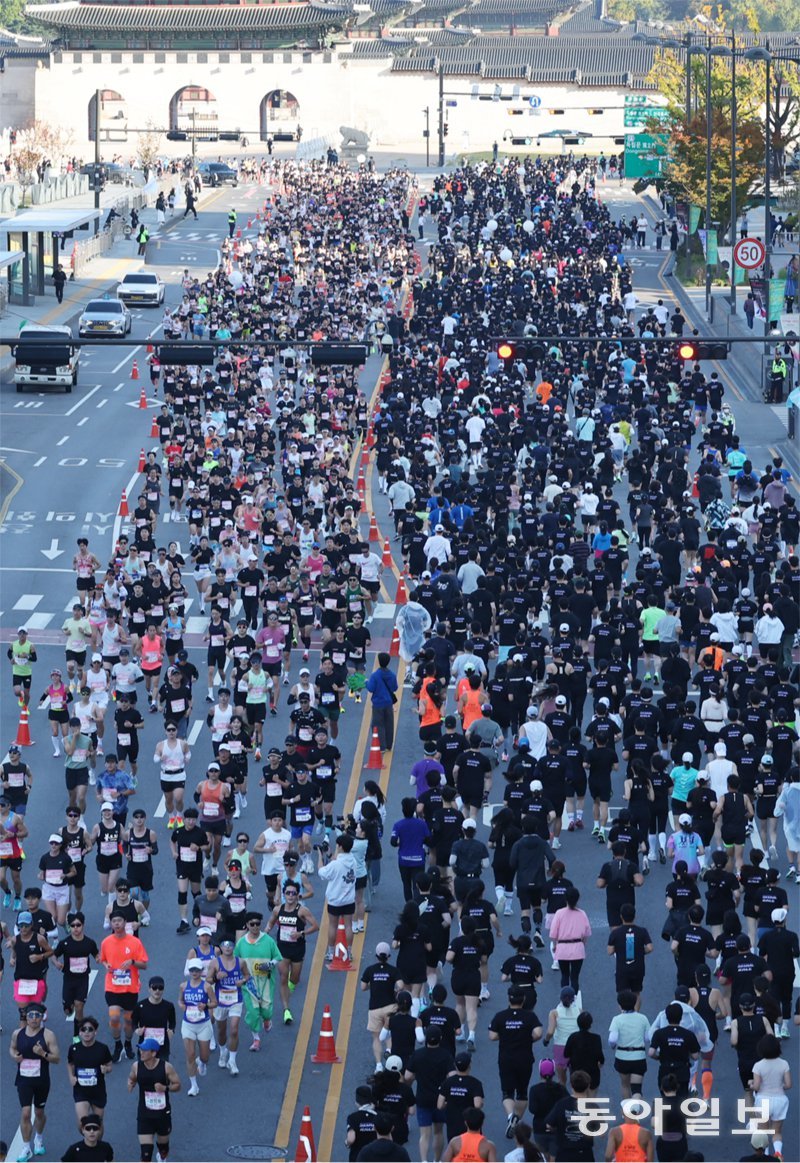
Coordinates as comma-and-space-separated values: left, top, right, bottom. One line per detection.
2, 892, 11, 908
284, 1008, 293, 1024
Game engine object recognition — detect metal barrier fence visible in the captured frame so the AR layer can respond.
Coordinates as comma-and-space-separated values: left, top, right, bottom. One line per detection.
71, 189, 149, 279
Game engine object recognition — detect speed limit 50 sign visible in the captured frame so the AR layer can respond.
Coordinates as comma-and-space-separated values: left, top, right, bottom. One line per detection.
733, 237, 766, 270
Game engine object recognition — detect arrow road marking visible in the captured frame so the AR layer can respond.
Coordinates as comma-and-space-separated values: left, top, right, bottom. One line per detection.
41, 539, 64, 560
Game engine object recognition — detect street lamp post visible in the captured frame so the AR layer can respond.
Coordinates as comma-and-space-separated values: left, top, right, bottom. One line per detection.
423, 106, 430, 167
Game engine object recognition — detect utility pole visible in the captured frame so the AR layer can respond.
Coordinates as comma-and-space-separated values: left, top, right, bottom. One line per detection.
423, 106, 430, 167
705, 34, 712, 317
437, 62, 445, 167
191, 109, 197, 174
94, 87, 101, 210
730, 33, 737, 313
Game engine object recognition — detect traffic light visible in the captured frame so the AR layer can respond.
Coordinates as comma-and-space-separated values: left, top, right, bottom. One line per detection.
310, 343, 368, 366
9, 129, 17, 145
676, 340, 728, 362
497, 341, 515, 362
443, 122, 449, 137
157, 344, 216, 366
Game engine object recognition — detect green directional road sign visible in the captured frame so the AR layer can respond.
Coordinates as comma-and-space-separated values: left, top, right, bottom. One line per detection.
623, 106, 671, 128
623, 132, 668, 179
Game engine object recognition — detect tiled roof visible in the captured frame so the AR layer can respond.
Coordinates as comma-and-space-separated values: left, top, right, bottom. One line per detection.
556, 0, 619, 33
391, 37, 657, 82
26, 0, 352, 27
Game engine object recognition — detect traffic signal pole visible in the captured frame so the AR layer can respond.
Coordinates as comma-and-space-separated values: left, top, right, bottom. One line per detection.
94, 87, 101, 210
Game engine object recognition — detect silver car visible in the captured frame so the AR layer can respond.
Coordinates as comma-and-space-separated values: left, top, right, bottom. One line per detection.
78, 297, 132, 337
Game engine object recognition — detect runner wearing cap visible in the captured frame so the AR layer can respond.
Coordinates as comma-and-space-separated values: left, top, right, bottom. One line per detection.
127, 1036, 181, 1161
10, 1002, 60, 1161
206, 938, 250, 1072
38, 832, 76, 931
179, 961, 216, 1095
39, 670, 73, 758
61, 1112, 115, 1161
8, 627, 37, 708
91, 805, 124, 900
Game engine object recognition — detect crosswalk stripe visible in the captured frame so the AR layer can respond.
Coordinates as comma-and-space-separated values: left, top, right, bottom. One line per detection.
13, 594, 43, 610
21, 612, 54, 630
185, 616, 207, 635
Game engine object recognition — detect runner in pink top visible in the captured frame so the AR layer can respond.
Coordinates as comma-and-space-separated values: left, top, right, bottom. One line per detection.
548, 886, 592, 993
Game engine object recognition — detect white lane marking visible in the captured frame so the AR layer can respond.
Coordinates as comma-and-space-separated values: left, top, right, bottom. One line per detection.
97, 399, 108, 409
186, 616, 207, 635
21, 611, 54, 629
65, 384, 102, 417
155, 795, 167, 818
0, 566, 74, 573
33, 456, 47, 468
188, 719, 203, 746
111, 469, 142, 552
77, 416, 89, 427
112, 346, 141, 374
56, 435, 69, 446
13, 594, 43, 610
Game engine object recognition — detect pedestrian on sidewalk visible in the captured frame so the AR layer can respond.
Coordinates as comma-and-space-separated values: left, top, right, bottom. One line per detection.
740, 212, 749, 240
52, 263, 67, 303
136, 224, 149, 256
784, 255, 798, 313
637, 217, 647, 248
744, 293, 756, 329
167, 187, 176, 215
655, 219, 666, 251
155, 190, 166, 226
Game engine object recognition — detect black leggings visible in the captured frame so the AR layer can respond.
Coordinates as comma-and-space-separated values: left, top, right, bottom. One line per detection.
558, 959, 583, 990
399, 864, 420, 902
649, 802, 669, 835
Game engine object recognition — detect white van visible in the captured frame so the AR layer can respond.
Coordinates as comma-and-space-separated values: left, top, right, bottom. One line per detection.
14, 323, 79, 391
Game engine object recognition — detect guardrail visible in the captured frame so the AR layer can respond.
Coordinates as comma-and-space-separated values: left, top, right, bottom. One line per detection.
71, 190, 150, 279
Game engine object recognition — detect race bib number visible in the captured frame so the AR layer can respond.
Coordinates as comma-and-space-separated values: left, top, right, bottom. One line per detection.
100, 841, 118, 856
8, 772, 24, 786
0, 841, 14, 857
20, 1058, 41, 1078
45, 869, 63, 885
143, 1027, 165, 1045
17, 979, 38, 996
179, 847, 197, 862
218, 988, 238, 1006
279, 925, 297, 942
321, 693, 334, 704
112, 968, 132, 987
200, 914, 217, 931
145, 1090, 166, 1111
77, 1067, 98, 1087
117, 733, 131, 747
69, 957, 89, 974
266, 782, 282, 797
295, 807, 311, 822
132, 847, 148, 862
185, 1005, 204, 1022
203, 802, 220, 818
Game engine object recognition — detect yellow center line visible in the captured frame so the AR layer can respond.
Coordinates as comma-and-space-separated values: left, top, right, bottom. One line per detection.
275, 335, 399, 1152
0, 459, 25, 526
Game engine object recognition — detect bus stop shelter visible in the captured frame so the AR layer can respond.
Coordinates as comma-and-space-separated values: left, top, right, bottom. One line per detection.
1, 205, 103, 304
0, 250, 27, 313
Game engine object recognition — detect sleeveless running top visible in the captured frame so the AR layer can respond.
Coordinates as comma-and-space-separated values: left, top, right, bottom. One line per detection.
615, 1123, 647, 1162
453, 1131, 486, 1162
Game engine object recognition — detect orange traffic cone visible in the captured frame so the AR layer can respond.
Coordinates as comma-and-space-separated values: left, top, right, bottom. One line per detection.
236, 227, 242, 239
364, 726, 383, 770
131, 360, 139, 381
357, 470, 365, 497
389, 626, 400, 658
146, 342, 154, 355
118, 490, 129, 518
310, 1004, 342, 1058
367, 426, 376, 450
360, 447, 370, 467
368, 513, 379, 542
327, 921, 354, 973
247, 217, 252, 229
294, 1105, 317, 1162
150, 415, 159, 438
138, 386, 147, 409
137, 448, 146, 473
382, 537, 392, 568
15, 706, 33, 747
395, 574, 407, 605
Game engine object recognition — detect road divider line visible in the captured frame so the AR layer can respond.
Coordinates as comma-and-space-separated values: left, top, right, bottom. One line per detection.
187, 719, 203, 746
77, 417, 89, 427
112, 346, 141, 375
56, 435, 69, 446
33, 456, 46, 467
316, 658, 406, 1162
65, 384, 102, 417
274, 683, 374, 1153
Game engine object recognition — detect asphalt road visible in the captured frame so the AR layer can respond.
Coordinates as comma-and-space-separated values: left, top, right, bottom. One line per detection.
0, 176, 797, 1163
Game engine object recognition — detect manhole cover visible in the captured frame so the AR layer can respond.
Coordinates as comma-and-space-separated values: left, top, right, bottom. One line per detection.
227, 1147, 286, 1160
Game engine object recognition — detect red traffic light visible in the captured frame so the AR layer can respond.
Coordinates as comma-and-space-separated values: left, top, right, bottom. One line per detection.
678, 342, 698, 361
497, 342, 514, 360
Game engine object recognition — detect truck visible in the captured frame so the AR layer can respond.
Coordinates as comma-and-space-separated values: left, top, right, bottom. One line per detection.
13, 323, 79, 392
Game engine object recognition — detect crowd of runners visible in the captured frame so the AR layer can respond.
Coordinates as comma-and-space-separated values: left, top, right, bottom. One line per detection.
1, 153, 799, 1163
